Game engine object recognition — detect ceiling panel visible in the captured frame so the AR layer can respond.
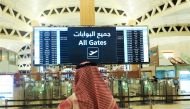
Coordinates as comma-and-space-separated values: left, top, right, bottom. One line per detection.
126, 0, 169, 19
0, 0, 190, 52
40, 13, 80, 25
150, 36, 190, 47
147, 7, 190, 27
0, 15, 32, 31
0, 39, 29, 52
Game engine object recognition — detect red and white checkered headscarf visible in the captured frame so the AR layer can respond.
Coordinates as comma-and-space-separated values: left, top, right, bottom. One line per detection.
74, 63, 119, 109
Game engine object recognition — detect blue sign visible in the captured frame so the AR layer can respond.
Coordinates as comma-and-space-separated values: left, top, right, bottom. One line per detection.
67, 27, 117, 64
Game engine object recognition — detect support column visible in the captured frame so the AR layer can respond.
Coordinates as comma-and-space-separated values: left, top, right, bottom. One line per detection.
127, 19, 136, 25
80, 0, 95, 25
31, 20, 40, 27
131, 64, 139, 71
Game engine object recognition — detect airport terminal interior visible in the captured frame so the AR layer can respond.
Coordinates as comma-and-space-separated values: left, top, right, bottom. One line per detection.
1, 0, 190, 109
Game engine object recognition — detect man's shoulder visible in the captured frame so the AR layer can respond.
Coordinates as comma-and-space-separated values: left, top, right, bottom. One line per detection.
68, 93, 77, 101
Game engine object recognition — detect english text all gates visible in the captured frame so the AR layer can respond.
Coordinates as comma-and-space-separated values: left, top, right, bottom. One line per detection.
66, 27, 117, 64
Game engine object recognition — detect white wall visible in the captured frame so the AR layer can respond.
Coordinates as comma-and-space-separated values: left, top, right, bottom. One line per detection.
150, 36, 190, 65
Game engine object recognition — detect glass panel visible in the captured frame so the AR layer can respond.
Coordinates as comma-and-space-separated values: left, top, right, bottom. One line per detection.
2, 50, 8, 61
0, 50, 2, 61
8, 51, 16, 65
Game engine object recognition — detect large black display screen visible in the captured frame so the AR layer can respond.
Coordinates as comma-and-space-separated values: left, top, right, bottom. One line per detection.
117, 27, 149, 63
33, 26, 149, 65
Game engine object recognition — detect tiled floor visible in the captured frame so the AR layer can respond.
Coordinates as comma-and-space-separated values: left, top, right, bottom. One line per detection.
1, 101, 190, 109
122, 101, 190, 109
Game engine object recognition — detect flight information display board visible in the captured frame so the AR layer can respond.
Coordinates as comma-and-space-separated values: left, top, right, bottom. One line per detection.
116, 27, 149, 63
33, 26, 149, 65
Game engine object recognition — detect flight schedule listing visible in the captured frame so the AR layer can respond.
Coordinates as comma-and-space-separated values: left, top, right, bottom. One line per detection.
39, 31, 57, 65
123, 27, 149, 63
60, 31, 70, 64
126, 30, 144, 63
33, 27, 149, 65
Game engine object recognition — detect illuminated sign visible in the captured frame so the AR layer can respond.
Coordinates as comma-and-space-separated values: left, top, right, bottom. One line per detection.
33, 26, 149, 65
67, 27, 117, 64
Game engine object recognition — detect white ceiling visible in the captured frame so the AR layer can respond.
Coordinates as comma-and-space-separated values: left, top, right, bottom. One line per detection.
125, 0, 170, 19
0, 39, 29, 52
148, 6, 190, 27
0, 0, 190, 52
150, 36, 190, 47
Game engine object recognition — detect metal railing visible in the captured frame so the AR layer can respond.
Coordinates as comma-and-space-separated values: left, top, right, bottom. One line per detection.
1, 94, 190, 108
